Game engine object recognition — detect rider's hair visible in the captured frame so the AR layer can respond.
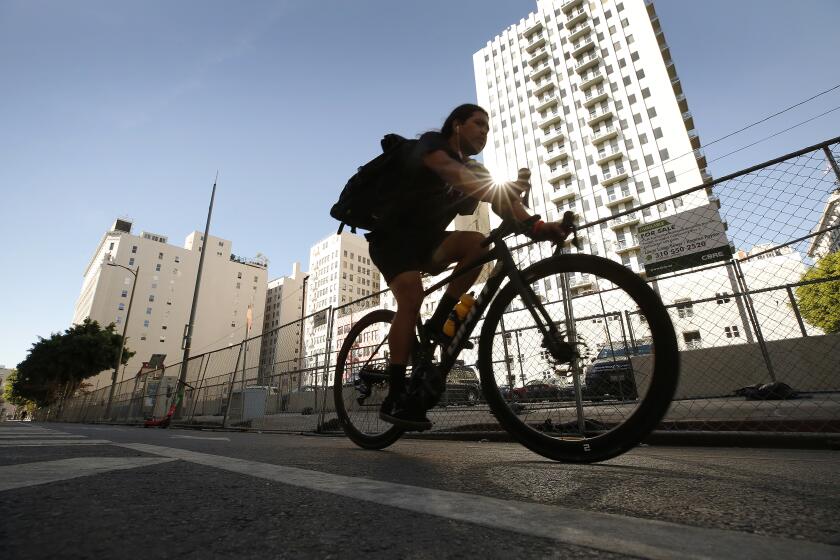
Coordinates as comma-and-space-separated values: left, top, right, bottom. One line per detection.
441, 104, 488, 138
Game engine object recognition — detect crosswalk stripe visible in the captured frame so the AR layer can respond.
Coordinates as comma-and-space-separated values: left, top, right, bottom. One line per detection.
115, 442, 840, 560
0, 440, 112, 447
0, 434, 87, 439
0, 457, 177, 491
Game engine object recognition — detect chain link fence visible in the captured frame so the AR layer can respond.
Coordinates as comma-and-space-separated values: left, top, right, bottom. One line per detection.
45, 136, 840, 437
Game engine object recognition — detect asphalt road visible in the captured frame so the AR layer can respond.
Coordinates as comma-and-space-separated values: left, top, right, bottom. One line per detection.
1, 421, 838, 559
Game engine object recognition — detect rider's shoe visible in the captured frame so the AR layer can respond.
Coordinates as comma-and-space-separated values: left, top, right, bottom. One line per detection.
379, 395, 432, 432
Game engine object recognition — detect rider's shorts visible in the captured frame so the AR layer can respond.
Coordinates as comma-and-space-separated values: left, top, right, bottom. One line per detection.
366, 229, 453, 285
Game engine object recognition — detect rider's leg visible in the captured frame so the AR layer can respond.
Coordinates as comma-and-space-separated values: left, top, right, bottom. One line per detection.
424, 231, 489, 333
385, 271, 424, 395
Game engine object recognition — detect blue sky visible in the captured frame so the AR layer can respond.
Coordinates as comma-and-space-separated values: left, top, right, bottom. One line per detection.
1, 0, 838, 368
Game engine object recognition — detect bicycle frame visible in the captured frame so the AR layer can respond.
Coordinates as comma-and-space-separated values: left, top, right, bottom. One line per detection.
418, 227, 568, 377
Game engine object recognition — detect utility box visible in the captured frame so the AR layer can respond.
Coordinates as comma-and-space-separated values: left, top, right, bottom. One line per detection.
242, 386, 269, 421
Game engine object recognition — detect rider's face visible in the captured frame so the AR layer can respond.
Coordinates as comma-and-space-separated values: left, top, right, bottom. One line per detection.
459, 111, 489, 156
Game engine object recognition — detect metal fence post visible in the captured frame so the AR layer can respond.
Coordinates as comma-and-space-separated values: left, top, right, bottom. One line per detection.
317, 306, 335, 432
786, 285, 808, 337
559, 267, 587, 434
732, 258, 776, 382
823, 146, 840, 184
222, 342, 244, 428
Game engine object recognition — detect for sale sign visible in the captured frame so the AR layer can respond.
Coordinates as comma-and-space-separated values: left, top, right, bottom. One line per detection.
639, 203, 732, 277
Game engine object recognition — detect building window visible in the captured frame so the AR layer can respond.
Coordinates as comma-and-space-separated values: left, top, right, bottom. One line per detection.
132, 246, 137, 254
148, 295, 155, 302
146, 307, 152, 315
675, 301, 693, 318
155, 264, 161, 272
174, 255, 180, 263
724, 325, 741, 338
118, 303, 125, 311
237, 272, 242, 279
683, 331, 701, 349
129, 258, 135, 266
666, 171, 677, 183
158, 252, 164, 260
121, 290, 128, 298
236, 282, 241, 289
716, 292, 731, 304
144, 320, 150, 327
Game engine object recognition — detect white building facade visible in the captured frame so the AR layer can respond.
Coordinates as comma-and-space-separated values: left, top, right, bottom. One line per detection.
473, 0, 713, 288
303, 232, 381, 374
258, 262, 309, 385
73, 219, 268, 388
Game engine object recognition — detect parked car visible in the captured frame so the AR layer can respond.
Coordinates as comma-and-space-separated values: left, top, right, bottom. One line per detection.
584, 343, 651, 401
510, 379, 570, 402
440, 361, 482, 406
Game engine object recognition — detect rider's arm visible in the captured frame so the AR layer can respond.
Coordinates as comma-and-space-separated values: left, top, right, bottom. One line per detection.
422, 150, 532, 222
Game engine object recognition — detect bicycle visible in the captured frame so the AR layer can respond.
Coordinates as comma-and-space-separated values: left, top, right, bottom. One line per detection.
333, 211, 679, 463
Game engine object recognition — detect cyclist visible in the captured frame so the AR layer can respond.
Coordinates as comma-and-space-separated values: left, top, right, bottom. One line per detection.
367, 103, 569, 430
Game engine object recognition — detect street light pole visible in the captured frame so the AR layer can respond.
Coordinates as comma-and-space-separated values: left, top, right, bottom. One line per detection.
173, 175, 218, 419
105, 263, 139, 419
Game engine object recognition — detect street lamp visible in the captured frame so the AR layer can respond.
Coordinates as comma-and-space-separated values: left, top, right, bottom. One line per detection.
105, 261, 139, 419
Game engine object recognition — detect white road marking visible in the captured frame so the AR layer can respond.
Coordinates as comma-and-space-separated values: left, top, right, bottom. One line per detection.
170, 435, 230, 441
0, 457, 177, 492
116, 443, 840, 560
0, 434, 87, 439
0, 440, 112, 447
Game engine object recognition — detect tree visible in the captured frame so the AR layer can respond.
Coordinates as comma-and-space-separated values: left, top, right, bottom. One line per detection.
2, 369, 37, 416
12, 319, 134, 407
796, 251, 840, 334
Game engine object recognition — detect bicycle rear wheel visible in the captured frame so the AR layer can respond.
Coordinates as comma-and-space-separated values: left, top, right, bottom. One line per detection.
333, 309, 404, 449
478, 254, 678, 463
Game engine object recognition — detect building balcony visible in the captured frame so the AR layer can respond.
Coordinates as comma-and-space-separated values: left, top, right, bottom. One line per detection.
601, 167, 630, 187
587, 108, 614, 126
525, 35, 546, 53
579, 70, 604, 90
539, 112, 563, 129
527, 48, 550, 67
609, 212, 640, 230
702, 170, 713, 183
570, 274, 594, 290
590, 126, 618, 145
695, 149, 707, 169
568, 21, 592, 42
571, 39, 596, 58
615, 238, 641, 254
582, 88, 608, 107
671, 77, 683, 96
604, 189, 634, 206
682, 111, 694, 130
574, 54, 600, 74
549, 184, 576, 202
530, 62, 552, 80
542, 127, 565, 145
689, 131, 701, 150
596, 149, 624, 166
565, 8, 588, 28
523, 20, 544, 39
532, 79, 556, 96
708, 194, 721, 209
544, 147, 568, 165
561, 0, 584, 13
535, 95, 558, 113
548, 167, 574, 184
676, 93, 688, 113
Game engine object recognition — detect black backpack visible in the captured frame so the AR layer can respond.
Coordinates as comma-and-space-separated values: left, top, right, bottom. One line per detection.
330, 133, 417, 234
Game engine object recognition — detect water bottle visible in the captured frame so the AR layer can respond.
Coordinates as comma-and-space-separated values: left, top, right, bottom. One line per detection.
443, 292, 476, 337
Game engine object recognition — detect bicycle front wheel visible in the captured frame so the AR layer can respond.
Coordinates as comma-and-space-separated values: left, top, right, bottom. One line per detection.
333, 309, 404, 449
478, 254, 679, 463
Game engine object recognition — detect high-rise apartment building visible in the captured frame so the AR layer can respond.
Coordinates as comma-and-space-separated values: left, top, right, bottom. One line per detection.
473, 0, 713, 287
74, 219, 268, 388
303, 232, 381, 371
258, 262, 308, 383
